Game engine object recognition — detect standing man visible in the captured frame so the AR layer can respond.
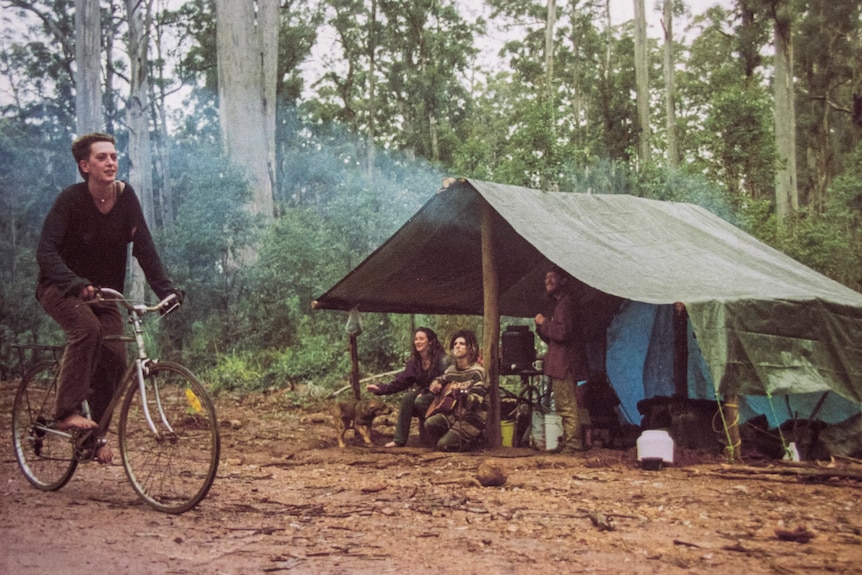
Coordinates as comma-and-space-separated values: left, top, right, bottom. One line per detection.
535, 265, 589, 453
36, 132, 182, 463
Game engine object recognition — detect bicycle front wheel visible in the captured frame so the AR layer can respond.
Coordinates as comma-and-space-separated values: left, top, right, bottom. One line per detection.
11, 360, 78, 490
119, 361, 220, 514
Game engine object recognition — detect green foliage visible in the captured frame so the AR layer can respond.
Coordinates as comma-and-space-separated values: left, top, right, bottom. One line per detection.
794, 0, 862, 210
0, 120, 78, 355
241, 209, 350, 350
153, 141, 256, 363
204, 351, 263, 395
701, 85, 776, 202
774, 211, 859, 288
203, 330, 351, 396
3, 0, 862, 400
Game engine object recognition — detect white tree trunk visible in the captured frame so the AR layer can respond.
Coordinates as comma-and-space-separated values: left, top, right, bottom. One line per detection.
545, 0, 556, 99
662, 0, 679, 168
215, 0, 277, 219
366, 0, 377, 178
126, 0, 155, 301
75, 0, 102, 135
634, 0, 651, 165
773, 6, 798, 223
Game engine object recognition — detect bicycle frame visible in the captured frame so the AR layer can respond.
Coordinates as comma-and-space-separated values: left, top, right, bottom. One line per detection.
101, 287, 180, 439
28, 288, 180, 454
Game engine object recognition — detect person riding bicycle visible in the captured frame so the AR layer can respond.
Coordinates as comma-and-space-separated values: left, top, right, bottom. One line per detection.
36, 132, 183, 464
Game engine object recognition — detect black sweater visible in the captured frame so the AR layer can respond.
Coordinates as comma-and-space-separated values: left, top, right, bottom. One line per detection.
37, 181, 174, 299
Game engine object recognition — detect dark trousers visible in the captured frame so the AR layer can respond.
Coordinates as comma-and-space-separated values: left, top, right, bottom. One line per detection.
37, 283, 126, 427
392, 390, 434, 446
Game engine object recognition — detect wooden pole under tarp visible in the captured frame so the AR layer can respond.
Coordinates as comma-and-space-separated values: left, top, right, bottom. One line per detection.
348, 333, 361, 400
481, 198, 502, 448
723, 393, 742, 462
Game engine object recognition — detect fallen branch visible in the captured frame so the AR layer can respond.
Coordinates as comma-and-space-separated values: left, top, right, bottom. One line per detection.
713, 463, 862, 482
832, 454, 862, 466
328, 370, 402, 398
226, 526, 285, 535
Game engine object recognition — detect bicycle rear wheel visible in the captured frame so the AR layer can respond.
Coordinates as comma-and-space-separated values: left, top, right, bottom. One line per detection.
11, 360, 78, 490
119, 361, 220, 514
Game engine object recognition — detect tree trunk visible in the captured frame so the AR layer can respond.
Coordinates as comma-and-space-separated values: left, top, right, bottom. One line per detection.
545, 0, 556, 102
215, 0, 277, 219
366, 0, 377, 178
662, 0, 679, 168
569, 12, 584, 148
773, 2, 798, 223
633, 0, 651, 165
126, 0, 155, 301
604, 0, 612, 75
75, 0, 102, 135
151, 23, 174, 227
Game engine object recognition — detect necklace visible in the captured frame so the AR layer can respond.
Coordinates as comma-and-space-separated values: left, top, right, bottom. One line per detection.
93, 183, 116, 205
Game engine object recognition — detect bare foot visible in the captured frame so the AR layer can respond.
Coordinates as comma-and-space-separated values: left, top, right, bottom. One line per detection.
95, 442, 113, 465
384, 441, 402, 448
56, 413, 99, 431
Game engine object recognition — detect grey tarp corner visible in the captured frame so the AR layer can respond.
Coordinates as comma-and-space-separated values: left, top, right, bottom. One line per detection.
313, 178, 862, 406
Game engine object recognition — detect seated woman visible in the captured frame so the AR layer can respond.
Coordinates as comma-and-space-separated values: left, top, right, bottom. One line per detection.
367, 327, 447, 447
424, 330, 488, 452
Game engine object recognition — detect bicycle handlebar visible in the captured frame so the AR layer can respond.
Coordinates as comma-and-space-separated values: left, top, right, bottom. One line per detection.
97, 287, 181, 316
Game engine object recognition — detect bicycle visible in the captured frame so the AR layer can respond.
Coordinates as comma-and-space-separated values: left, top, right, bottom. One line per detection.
11, 287, 220, 514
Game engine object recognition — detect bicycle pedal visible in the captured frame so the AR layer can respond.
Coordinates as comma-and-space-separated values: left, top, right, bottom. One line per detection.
75, 435, 106, 462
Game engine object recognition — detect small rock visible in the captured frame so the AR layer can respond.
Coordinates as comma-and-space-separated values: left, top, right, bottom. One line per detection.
476, 460, 507, 487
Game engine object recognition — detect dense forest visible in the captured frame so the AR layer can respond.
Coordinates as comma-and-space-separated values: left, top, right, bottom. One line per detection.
1, 0, 860, 398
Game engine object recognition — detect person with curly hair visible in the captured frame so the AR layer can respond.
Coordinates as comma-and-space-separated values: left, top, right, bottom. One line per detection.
367, 327, 447, 447
424, 330, 488, 452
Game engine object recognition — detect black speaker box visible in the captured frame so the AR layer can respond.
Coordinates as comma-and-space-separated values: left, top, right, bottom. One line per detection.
501, 325, 536, 375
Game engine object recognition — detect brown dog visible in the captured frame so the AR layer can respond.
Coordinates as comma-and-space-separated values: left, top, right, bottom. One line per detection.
332, 398, 391, 448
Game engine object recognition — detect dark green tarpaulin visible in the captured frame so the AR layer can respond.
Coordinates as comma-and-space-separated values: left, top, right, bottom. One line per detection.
313, 179, 862, 403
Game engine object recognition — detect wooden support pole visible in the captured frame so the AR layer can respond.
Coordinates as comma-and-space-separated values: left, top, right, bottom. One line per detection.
349, 333, 361, 400
723, 393, 742, 462
481, 199, 501, 448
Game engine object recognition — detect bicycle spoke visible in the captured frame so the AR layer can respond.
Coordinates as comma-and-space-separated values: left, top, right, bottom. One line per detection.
120, 362, 220, 514
11, 361, 78, 490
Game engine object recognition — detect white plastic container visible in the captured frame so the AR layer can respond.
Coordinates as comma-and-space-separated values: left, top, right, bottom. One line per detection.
531, 412, 545, 449
637, 429, 674, 469
544, 413, 563, 451
784, 442, 800, 462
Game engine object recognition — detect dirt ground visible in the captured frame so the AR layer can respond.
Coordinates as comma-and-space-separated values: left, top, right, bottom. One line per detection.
3, 379, 862, 575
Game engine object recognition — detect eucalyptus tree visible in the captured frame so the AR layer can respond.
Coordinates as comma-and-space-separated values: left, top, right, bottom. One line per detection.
660, 0, 682, 168
482, 0, 634, 186
2, 0, 78, 138
794, 0, 861, 212
373, 0, 480, 165
75, 0, 101, 133
633, 0, 650, 165
215, 0, 279, 219
680, 4, 774, 204
769, 0, 799, 222
169, 0, 321, 215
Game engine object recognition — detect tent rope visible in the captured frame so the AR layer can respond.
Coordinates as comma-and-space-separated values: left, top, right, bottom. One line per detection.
765, 392, 794, 459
